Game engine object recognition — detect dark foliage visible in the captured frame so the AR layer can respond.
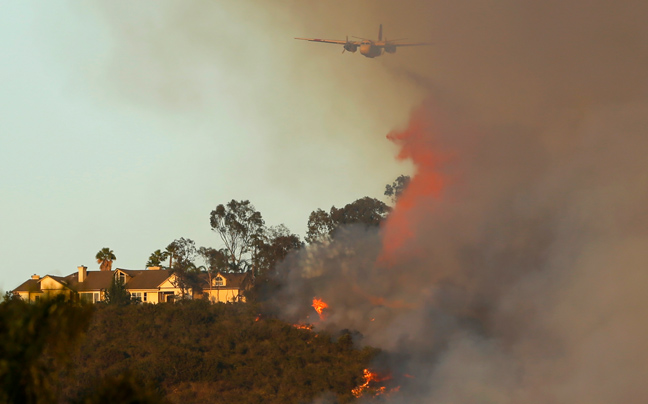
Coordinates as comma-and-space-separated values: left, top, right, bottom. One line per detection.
103, 277, 132, 306
384, 175, 411, 203
0, 295, 94, 404
61, 301, 378, 404
306, 197, 391, 244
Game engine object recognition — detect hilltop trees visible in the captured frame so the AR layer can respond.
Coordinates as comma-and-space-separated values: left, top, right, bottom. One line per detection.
96, 247, 116, 272
305, 197, 391, 244
384, 174, 411, 203
210, 200, 265, 270
166, 238, 202, 298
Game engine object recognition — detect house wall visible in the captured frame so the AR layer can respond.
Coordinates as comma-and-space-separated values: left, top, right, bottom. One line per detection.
205, 288, 246, 303
127, 289, 160, 304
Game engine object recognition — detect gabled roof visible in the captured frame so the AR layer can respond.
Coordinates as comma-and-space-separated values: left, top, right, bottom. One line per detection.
201, 271, 252, 289
64, 271, 114, 292
124, 269, 173, 290
13, 279, 40, 292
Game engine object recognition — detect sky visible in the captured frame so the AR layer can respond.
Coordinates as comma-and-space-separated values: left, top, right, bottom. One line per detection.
0, 1, 430, 291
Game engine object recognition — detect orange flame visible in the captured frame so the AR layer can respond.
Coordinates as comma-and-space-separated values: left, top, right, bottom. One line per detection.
351, 369, 394, 398
293, 323, 314, 330
312, 297, 329, 320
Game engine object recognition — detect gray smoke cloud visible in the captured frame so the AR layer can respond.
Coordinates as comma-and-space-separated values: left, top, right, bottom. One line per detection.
267, 1, 648, 402
88, 0, 648, 401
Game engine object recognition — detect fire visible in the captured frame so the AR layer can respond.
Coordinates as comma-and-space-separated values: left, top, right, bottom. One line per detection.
351, 369, 394, 398
293, 323, 313, 330
312, 297, 329, 320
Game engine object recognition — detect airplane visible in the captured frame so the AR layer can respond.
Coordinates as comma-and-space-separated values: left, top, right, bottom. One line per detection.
295, 24, 429, 58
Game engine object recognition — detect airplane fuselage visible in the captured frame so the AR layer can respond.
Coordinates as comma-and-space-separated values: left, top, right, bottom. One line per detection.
359, 41, 383, 58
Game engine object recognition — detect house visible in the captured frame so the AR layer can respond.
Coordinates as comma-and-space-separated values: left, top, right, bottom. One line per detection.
201, 271, 253, 303
12, 266, 253, 304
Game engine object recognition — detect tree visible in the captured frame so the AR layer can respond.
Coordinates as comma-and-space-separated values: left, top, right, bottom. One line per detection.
330, 197, 390, 228
384, 174, 411, 203
305, 197, 391, 244
255, 225, 303, 277
146, 249, 169, 268
166, 238, 200, 299
103, 277, 131, 305
96, 247, 116, 272
305, 209, 335, 244
0, 295, 93, 404
209, 200, 266, 267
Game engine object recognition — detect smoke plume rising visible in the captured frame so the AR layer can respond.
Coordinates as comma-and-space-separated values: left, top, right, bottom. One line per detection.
270, 1, 648, 402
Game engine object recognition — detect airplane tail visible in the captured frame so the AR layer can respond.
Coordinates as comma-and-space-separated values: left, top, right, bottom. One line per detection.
379, 24, 383, 41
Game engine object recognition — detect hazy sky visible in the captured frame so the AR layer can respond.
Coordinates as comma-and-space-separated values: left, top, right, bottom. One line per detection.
1, 1, 424, 290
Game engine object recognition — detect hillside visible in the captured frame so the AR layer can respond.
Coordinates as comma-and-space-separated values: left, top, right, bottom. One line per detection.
60, 300, 378, 403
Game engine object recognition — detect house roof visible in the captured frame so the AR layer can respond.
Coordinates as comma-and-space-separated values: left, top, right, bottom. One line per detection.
64, 271, 114, 292
13, 279, 40, 292
124, 269, 173, 290
201, 271, 252, 289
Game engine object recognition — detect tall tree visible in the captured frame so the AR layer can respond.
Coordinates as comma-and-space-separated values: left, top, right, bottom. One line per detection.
95, 247, 116, 272
209, 200, 265, 267
255, 225, 303, 277
305, 208, 335, 244
103, 277, 131, 305
384, 174, 411, 203
167, 238, 200, 298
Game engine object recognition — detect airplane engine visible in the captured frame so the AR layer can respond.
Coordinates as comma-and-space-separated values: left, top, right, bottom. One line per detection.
344, 43, 358, 53
385, 45, 397, 53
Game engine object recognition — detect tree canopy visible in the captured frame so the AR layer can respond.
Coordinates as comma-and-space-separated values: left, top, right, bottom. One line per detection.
306, 197, 391, 244
384, 174, 411, 203
210, 200, 265, 269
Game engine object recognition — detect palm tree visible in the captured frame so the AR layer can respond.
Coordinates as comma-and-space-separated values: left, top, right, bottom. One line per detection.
146, 249, 169, 268
96, 247, 116, 272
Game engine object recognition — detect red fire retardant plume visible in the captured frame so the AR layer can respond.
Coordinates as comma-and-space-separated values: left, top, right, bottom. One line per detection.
380, 103, 446, 264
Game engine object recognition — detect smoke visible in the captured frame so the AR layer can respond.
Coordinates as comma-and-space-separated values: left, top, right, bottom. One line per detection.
86, 0, 648, 401
267, 0, 648, 402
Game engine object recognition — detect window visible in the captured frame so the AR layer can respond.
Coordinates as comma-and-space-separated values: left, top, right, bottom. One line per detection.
143, 292, 147, 302
131, 292, 142, 302
214, 276, 224, 287
118, 272, 126, 284
81, 293, 101, 303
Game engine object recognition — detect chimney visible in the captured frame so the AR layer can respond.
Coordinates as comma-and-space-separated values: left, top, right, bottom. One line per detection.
31, 274, 40, 280
147, 266, 161, 270
78, 265, 87, 283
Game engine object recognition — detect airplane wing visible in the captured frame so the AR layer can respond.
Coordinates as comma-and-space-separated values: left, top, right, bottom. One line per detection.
391, 42, 431, 47
294, 37, 357, 45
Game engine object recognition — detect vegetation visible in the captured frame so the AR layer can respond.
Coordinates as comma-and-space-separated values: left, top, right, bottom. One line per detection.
95, 247, 116, 272
72, 301, 378, 404
0, 294, 94, 404
103, 277, 132, 306
2, 176, 410, 403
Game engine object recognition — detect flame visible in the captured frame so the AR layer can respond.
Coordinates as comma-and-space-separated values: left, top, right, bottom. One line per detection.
255, 314, 261, 322
380, 102, 448, 264
351, 369, 394, 398
293, 323, 314, 330
312, 297, 329, 320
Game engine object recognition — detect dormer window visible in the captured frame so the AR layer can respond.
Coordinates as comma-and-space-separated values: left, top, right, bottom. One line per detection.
214, 276, 224, 287
116, 271, 126, 284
